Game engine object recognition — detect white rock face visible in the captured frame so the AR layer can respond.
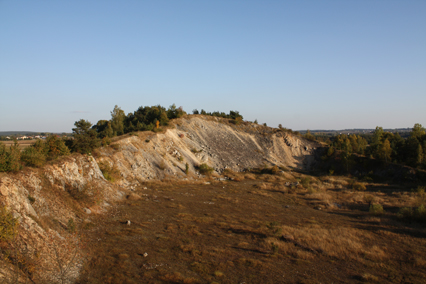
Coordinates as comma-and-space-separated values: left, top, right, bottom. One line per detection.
0, 155, 121, 283
99, 117, 319, 183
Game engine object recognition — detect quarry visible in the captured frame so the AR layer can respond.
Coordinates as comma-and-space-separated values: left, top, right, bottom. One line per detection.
1, 116, 425, 283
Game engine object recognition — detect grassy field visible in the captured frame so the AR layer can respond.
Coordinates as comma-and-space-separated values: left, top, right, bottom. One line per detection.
2, 139, 36, 150
75, 171, 426, 284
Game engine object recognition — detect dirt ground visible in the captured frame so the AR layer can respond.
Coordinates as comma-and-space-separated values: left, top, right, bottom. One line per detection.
76, 171, 426, 284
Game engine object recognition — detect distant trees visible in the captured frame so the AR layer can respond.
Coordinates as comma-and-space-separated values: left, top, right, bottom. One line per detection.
325, 123, 426, 172
191, 109, 243, 121
304, 130, 315, 141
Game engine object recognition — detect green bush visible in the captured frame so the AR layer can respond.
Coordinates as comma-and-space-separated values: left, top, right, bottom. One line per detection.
363, 194, 375, 206
369, 204, 384, 216
416, 204, 426, 221
21, 147, 46, 167
68, 218, 76, 233
397, 207, 413, 219
198, 163, 214, 175
0, 141, 21, 172
28, 195, 36, 204
300, 177, 311, 188
352, 182, 367, 191
99, 161, 121, 182
397, 205, 426, 222
0, 206, 18, 242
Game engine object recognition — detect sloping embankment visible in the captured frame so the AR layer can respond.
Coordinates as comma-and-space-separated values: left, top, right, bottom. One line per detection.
98, 116, 319, 186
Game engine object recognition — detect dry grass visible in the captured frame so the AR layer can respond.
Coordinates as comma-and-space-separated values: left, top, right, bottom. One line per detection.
279, 224, 387, 261
73, 174, 426, 284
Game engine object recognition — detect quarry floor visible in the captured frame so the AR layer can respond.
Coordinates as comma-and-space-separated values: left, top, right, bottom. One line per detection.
76, 173, 426, 284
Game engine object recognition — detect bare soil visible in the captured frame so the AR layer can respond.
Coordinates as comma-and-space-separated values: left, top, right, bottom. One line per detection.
77, 173, 426, 284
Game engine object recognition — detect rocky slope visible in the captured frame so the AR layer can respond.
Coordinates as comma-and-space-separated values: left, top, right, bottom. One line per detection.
0, 115, 319, 283
99, 116, 318, 185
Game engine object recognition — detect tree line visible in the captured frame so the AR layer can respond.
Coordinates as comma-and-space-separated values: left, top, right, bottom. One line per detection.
324, 123, 426, 171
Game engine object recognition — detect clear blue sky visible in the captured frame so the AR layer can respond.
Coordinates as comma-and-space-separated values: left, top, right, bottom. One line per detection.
1, 0, 425, 132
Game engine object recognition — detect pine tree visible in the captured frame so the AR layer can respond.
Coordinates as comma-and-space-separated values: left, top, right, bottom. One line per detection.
111, 105, 125, 136
71, 119, 100, 154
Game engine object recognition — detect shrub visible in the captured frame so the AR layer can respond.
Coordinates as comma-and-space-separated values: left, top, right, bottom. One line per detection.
98, 161, 121, 182
198, 163, 214, 175
185, 163, 189, 175
28, 195, 36, 204
363, 194, 375, 206
45, 135, 70, 159
369, 204, 384, 216
415, 205, 426, 221
158, 161, 167, 170
0, 206, 18, 242
352, 182, 367, 191
397, 207, 414, 220
0, 141, 21, 172
397, 205, 426, 222
270, 165, 280, 174
68, 218, 76, 233
110, 144, 121, 150
21, 147, 46, 167
300, 177, 311, 188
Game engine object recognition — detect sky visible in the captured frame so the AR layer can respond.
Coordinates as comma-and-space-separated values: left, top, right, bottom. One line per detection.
0, 0, 425, 133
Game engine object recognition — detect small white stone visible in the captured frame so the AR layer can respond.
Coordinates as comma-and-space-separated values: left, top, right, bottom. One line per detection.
143, 252, 148, 257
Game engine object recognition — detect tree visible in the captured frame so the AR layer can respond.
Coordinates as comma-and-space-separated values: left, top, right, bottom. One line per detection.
124, 105, 170, 133
370, 126, 384, 159
71, 119, 100, 154
341, 138, 352, 172
92, 120, 113, 139
110, 105, 125, 136
167, 104, 186, 119
0, 140, 22, 172
45, 135, 70, 159
416, 144, 423, 166
411, 123, 425, 140
356, 135, 368, 155
404, 137, 421, 167
229, 110, 243, 120
304, 130, 315, 141
21, 145, 46, 167
379, 138, 392, 163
